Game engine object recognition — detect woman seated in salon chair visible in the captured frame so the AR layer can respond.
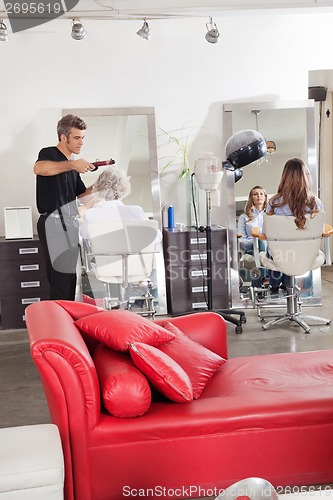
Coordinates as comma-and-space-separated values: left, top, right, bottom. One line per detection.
79, 166, 161, 307
263, 157, 323, 297
237, 185, 269, 295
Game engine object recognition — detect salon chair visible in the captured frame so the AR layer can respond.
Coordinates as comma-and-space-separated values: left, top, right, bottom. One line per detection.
86, 220, 159, 319
251, 211, 332, 333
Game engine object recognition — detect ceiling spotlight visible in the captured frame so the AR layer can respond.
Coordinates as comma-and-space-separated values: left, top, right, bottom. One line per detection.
71, 19, 87, 40
137, 18, 151, 40
0, 19, 8, 42
205, 16, 220, 44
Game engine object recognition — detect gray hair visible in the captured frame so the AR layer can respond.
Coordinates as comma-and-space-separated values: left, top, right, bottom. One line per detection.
92, 166, 131, 201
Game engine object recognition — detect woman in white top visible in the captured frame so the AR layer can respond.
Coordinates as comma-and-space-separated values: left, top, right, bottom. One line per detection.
79, 166, 161, 304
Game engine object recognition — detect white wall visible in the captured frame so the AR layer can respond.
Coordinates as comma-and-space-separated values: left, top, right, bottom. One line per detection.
1, 9, 333, 234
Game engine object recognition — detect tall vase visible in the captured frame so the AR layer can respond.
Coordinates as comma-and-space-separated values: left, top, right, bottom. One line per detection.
187, 174, 200, 228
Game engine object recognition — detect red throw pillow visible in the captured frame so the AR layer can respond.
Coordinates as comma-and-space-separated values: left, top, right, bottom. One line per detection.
129, 343, 193, 403
93, 344, 151, 418
75, 310, 175, 352
159, 322, 226, 399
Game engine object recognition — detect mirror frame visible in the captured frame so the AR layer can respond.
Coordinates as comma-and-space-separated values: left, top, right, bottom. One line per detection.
222, 99, 320, 309
63, 106, 167, 314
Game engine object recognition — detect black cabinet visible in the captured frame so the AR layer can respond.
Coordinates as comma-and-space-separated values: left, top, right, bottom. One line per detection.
163, 227, 229, 315
0, 236, 49, 329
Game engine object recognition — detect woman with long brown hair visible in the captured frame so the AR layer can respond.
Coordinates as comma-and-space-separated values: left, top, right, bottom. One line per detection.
267, 157, 322, 226
266, 157, 323, 293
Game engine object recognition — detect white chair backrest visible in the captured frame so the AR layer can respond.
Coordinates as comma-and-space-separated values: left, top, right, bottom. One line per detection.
263, 211, 325, 277
87, 219, 159, 285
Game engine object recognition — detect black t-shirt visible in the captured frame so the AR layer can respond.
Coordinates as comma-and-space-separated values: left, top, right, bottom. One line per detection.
36, 146, 86, 215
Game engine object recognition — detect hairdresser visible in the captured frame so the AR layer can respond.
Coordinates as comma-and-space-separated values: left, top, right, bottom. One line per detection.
34, 114, 95, 301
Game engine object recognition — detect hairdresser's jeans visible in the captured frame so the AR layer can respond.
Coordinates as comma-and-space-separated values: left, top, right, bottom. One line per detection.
37, 214, 80, 300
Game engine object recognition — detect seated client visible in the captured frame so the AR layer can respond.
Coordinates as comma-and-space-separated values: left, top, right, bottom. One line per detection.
79, 166, 149, 240
238, 185, 268, 288
265, 157, 323, 295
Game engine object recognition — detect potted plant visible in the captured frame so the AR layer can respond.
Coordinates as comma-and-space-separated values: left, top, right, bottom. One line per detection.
158, 126, 200, 226
158, 126, 192, 178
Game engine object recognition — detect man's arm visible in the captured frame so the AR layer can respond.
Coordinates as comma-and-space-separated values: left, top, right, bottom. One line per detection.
34, 158, 94, 176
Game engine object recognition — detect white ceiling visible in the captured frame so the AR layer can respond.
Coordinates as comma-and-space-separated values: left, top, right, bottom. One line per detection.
60, 0, 333, 19
2, 0, 333, 20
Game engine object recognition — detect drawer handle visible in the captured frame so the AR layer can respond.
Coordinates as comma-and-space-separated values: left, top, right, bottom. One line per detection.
20, 281, 40, 288
21, 297, 41, 305
191, 270, 207, 277
191, 254, 207, 261
192, 286, 208, 293
192, 302, 208, 309
190, 237, 206, 244
20, 264, 39, 271
19, 247, 38, 255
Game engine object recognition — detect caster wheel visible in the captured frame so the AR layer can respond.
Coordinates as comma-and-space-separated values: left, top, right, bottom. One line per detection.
241, 316, 247, 323
235, 325, 243, 334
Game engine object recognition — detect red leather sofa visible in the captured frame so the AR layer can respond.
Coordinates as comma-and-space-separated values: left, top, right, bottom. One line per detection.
26, 300, 333, 500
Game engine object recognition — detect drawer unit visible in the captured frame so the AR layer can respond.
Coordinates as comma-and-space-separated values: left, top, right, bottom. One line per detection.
163, 227, 229, 315
0, 236, 50, 329
0, 294, 49, 330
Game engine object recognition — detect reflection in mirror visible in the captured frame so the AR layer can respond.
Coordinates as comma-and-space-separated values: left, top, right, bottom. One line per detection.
222, 100, 321, 309
63, 107, 166, 314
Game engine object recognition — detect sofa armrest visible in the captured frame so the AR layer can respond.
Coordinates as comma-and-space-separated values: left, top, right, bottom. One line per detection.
155, 312, 228, 360
25, 301, 101, 500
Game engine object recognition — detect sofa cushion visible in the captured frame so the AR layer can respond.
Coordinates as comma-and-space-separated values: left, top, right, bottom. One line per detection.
159, 322, 226, 399
75, 310, 175, 352
93, 344, 151, 418
129, 343, 193, 403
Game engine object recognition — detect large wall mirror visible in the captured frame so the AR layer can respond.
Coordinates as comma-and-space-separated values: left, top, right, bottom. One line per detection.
63, 107, 166, 314
222, 100, 322, 309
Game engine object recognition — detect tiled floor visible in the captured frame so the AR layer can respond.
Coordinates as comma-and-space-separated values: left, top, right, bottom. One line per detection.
0, 266, 333, 498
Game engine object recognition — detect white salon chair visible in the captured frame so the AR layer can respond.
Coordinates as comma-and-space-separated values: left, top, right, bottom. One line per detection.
252, 211, 332, 333
86, 219, 159, 319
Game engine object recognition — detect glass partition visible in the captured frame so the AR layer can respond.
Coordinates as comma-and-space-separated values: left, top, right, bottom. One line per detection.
63, 107, 167, 314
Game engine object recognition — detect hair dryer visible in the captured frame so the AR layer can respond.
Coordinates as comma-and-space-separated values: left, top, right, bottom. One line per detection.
91, 159, 115, 171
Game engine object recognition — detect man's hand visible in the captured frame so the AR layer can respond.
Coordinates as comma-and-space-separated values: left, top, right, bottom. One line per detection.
69, 158, 95, 173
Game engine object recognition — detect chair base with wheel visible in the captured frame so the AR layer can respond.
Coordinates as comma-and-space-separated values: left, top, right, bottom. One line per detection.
260, 276, 331, 333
